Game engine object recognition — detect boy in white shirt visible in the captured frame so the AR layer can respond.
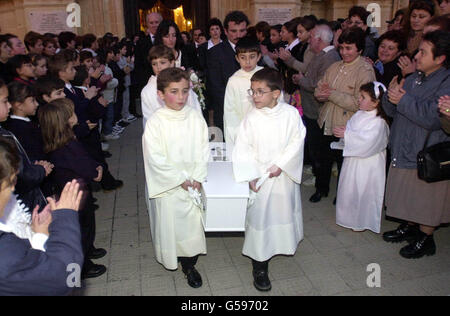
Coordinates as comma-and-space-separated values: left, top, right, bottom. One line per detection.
224, 37, 263, 150
142, 68, 209, 288
233, 68, 306, 292
141, 45, 201, 128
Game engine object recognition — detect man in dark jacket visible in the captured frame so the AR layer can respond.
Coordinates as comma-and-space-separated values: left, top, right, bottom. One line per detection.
207, 11, 249, 132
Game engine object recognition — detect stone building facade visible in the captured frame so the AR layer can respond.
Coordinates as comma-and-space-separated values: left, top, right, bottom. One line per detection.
0, 0, 410, 40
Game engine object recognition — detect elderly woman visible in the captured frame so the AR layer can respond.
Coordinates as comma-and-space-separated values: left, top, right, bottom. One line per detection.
373, 31, 407, 87
382, 30, 450, 259
310, 27, 376, 203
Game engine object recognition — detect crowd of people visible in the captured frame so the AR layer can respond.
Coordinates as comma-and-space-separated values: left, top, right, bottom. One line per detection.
0, 0, 449, 296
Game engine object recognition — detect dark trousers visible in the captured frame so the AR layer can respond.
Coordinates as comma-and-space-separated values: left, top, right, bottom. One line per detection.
179, 255, 199, 271
314, 126, 344, 195
213, 105, 224, 133
252, 259, 270, 272
303, 116, 323, 176
79, 190, 96, 271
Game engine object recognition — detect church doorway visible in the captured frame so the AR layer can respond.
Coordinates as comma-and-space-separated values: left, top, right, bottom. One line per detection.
123, 0, 210, 38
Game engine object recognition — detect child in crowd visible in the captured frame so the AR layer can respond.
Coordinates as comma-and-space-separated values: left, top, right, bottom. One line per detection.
108, 47, 126, 129
38, 98, 107, 280
34, 76, 66, 106
30, 54, 47, 79
0, 135, 84, 296
142, 68, 209, 288
334, 82, 389, 233
100, 49, 120, 140
5, 82, 45, 162
117, 42, 136, 123
233, 68, 306, 292
7, 55, 36, 86
141, 45, 201, 128
224, 37, 263, 150
0, 79, 49, 211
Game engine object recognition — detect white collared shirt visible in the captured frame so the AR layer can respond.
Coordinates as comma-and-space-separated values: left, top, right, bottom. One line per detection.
322, 45, 335, 53
229, 40, 236, 52
286, 38, 300, 51
10, 115, 31, 122
208, 39, 222, 50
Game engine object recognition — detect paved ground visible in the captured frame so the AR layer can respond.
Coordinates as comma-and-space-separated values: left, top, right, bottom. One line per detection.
73, 119, 450, 296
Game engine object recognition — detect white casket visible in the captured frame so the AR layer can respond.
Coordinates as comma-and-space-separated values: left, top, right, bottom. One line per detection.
203, 143, 249, 232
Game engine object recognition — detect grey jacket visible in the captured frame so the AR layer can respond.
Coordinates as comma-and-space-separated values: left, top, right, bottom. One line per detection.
298, 47, 341, 120
382, 67, 450, 169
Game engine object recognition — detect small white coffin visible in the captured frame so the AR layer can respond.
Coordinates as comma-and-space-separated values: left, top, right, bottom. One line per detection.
203, 161, 249, 232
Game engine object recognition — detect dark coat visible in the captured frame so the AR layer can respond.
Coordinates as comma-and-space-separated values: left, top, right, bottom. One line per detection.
180, 44, 200, 72
134, 34, 154, 87
4, 118, 46, 162
375, 55, 404, 87
0, 126, 47, 211
206, 40, 240, 130
0, 209, 83, 296
47, 139, 100, 193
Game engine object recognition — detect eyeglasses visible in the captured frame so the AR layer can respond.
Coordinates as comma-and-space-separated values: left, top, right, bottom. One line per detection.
247, 89, 272, 97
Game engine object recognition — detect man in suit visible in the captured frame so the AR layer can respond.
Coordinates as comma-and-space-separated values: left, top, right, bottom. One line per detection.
207, 11, 249, 132
134, 12, 162, 95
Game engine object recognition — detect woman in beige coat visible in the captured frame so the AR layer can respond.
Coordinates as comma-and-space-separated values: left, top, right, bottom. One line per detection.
309, 27, 376, 203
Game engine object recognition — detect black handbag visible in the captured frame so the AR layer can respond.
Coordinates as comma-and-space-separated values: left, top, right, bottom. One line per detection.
417, 131, 450, 183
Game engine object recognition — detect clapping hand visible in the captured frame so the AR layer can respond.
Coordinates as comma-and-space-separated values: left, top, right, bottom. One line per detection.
94, 166, 103, 182
388, 77, 406, 105
398, 56, 416, 77
35, 160, 54, 176
83, 86, 99, 100
278, 47, 292, 61
315, 81, 333, 102
47, 180, 83, 212
292, 73, 304, 85
31, 204, 52, 236
86, 120, 98, 130
438, 95, 450, 118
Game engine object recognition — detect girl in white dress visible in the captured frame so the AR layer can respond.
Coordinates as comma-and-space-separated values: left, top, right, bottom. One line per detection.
333, 82, 390, 233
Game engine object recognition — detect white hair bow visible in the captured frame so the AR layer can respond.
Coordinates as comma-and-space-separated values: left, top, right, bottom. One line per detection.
373, 81, 387, 99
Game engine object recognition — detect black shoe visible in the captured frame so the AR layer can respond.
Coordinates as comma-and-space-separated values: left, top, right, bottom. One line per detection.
92, 204, 99, 211
102, 180, 124, 192
400, 231, 436, 259
88, 248, 107, 260
309, 191, 328, 203
382, 223, 420, 244
103, 151, 112, 158
81, 264, 107, 279
183, 267, 202, 288
132, 113, 143, 118
253, 270, 272, 292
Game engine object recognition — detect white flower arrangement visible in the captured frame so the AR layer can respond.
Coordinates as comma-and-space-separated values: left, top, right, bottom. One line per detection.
190, 71, 207, 111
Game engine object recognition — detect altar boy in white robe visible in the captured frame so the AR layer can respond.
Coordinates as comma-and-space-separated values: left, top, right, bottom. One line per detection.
142, 68, 209, 289
140, 45, 201, 129
233, 68, 306, 292
333, 82, 389, 233
224, 38, 263, 150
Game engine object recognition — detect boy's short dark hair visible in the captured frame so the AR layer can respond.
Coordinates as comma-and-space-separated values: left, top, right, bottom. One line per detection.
7, 54, 32, 78
157, 68, 190, 92
148, 45, 176, 63
34, 76, 65, 104
82, 34, 97, 49
71, 65, 89, 87
48, 53, 71, 78
60, 49, 79, 63
80, 50, 94, 63
338, 27, 366, 53
7, 81, 35, 104
348, 6, 371, 25
24, 31, 43, 51
251, 68, 283, 92
235, 37, 261, 55
58, 31, 77, 49
224, 11, 250, 30
423, 30, 450, 69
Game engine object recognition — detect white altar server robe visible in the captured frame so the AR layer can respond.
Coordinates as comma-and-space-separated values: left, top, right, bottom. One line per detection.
141, 75, 202, 128
336, 110, 389, 234
233, 102, 306, 262
142, 106, 209, 270
224, 66, 263, 149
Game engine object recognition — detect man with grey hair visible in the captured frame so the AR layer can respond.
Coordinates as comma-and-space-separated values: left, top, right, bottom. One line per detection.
135, 12, 163, 93
293, 24, 341, 198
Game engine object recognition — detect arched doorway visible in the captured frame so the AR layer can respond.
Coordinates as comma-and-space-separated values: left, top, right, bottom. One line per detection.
123, 0, 210, 38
